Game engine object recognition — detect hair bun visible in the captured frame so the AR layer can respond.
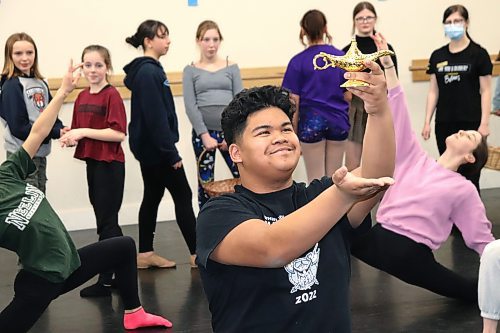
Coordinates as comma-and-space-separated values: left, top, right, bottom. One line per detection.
125, 35, 140, 48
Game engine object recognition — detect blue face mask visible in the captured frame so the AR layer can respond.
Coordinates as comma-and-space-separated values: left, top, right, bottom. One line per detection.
444, 25, 465, 40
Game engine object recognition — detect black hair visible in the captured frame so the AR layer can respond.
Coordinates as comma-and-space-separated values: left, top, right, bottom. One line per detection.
221, 85, 296, 145
442, 4, 473, 42
125, 20, 169, 49
457, 136, 488, 178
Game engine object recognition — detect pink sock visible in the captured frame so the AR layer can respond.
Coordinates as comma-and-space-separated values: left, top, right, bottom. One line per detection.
123, 307, 173, 330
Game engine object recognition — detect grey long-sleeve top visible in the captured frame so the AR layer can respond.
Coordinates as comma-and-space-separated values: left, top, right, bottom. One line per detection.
182, 64, 243, 134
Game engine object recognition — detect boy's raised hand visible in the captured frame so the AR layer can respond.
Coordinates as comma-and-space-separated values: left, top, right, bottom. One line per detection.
344, 60, 388, 115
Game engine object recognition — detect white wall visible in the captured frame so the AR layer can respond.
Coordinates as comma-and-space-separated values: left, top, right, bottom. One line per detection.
0, 0, 499, 231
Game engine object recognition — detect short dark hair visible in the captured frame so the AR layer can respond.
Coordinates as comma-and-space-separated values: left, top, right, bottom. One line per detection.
457, 136, 488, 178
221, 85, 296, 146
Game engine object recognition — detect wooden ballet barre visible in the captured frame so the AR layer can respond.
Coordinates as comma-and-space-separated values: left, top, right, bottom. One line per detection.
48, 66, 286, 103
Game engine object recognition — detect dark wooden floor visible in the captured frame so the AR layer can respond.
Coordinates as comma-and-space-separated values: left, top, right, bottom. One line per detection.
1, 188, 499, 333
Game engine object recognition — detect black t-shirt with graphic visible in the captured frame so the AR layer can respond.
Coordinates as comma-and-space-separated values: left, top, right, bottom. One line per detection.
426, 42, 492, 123
197, 177, 353, 333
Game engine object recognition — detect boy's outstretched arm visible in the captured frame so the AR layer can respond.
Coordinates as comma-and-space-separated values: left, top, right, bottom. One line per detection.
22, 61, 81, 158
211, 167, 393, 268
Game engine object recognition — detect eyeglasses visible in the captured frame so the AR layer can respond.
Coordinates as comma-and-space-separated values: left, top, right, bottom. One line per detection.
355, 16, 376, 23
444, 18, 465, 25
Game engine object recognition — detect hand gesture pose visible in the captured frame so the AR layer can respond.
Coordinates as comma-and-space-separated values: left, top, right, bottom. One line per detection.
23, 60, 82, 158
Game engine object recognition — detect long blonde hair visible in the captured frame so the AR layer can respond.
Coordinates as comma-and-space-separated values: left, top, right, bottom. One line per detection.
2, 32, 43, 79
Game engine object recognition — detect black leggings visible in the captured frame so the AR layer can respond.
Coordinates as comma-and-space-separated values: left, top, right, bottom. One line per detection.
86, 160, 124, 241
351, 224, 477, 303
0, 236, 141, 333
86, 159, 125, 284
138, 162, 196, 254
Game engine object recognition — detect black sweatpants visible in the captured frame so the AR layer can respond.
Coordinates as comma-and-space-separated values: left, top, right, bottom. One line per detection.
86, 160, 125, 284
435, 121, 481, 192
138, 162, 196, 254
351, 224, 477, 303
0, 236, 141, 333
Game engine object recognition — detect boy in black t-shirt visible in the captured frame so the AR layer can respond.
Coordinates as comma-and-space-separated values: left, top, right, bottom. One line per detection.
196, 60, 395, 332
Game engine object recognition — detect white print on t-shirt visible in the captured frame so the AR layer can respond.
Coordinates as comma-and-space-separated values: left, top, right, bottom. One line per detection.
444, 73, 461, 84
4, 184, 44, 231
285, 243, 320, 294
436, 63, 469, 85
264, 214, 285, 224
437, 64, 469, 73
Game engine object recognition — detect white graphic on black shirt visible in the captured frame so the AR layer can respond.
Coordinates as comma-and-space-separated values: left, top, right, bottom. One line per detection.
4, 184, 44, 231
444, 73, 461, 84
285, 243, 320, 293
263, 214, 285, 224
437, 63, 469, 85
437, 64, 469, 73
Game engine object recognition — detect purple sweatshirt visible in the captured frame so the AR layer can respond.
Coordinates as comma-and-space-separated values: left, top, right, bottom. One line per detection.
282, 44, 349, 130
377, 85, 494, 255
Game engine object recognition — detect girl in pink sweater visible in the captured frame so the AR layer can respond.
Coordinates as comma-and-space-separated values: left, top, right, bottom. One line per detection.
351, 33, 494, 303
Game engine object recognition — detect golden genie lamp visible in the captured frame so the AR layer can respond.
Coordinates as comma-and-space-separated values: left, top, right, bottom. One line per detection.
313, 36, 394, 87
